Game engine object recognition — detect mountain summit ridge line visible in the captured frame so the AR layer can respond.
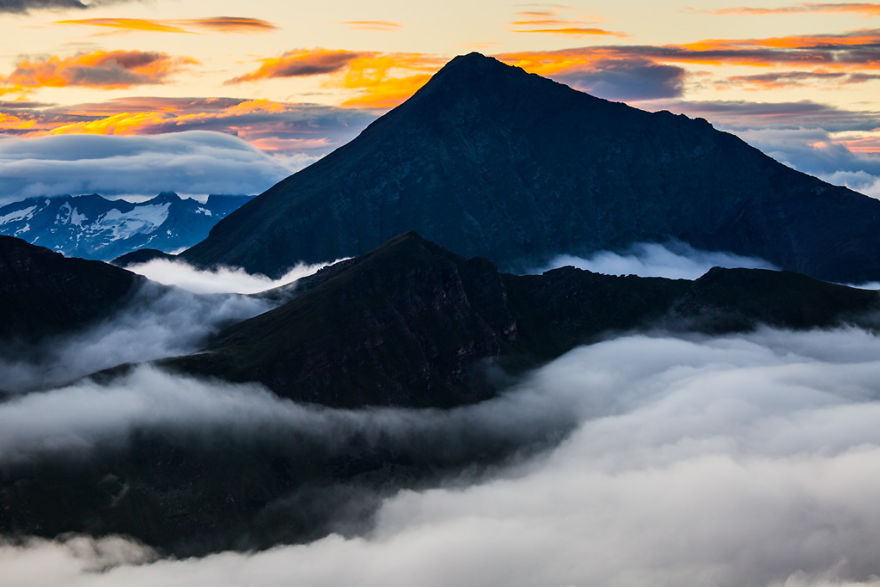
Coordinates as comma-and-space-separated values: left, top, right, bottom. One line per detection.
181, 52, 880, 283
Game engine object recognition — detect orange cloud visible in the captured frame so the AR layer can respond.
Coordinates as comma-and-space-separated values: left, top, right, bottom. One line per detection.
56, 18, 189, 33
341, 20, 402, 31
226, 49, 444, 108
56, 16, 277, 34
227, 49, 364, 83
498, 27, 880, 76
515, 27, 625, 36
680, 29, 880, 51
510, 7, 623, 37
332, 53, 446, 109
713, 3, 880, 17
0, 97, 377, 156
839, 135, 880, 153
186, 17, 277, 32
1, 50, 197, 90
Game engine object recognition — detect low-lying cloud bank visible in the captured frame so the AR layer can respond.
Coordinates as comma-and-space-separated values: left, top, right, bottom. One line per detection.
536, 241, 776, 279
0, 283, 270, 392
125, 257, 342, 294
0, 256, 338, 391
3, 327, 880, 586
0, 132, 290, 204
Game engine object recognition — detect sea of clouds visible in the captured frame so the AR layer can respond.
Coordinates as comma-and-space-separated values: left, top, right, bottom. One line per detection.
2, 327, 880, 586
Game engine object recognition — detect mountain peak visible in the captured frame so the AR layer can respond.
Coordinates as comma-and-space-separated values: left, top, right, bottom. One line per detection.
405, 52, 546, 105
182, 52, 880, 283
439, 52, 507, 74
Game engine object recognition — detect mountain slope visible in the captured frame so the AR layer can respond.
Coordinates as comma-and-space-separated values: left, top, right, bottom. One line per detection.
0, 236, 142, 342
169, 233, 879, 408
0, 192, 251, 261
182, 52, 880, 283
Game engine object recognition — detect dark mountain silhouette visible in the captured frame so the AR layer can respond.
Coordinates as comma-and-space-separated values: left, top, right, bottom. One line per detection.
169, 233, 879, 408
5, 232, 877, 557
112, 248, 177, 267
182, 52, 880, 283
0, 236, 142, 342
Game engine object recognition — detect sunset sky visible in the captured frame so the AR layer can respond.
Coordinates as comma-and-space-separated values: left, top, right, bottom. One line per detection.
1, 0, 879, 200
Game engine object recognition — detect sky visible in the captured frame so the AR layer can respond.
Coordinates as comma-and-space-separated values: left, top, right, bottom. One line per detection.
1, 0, 880, 199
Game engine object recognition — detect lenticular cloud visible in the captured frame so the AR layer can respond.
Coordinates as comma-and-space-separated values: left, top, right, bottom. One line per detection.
4, 327, 880, 587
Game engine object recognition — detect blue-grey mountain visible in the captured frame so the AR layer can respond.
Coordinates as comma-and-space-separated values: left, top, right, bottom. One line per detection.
0, 192, 251, 261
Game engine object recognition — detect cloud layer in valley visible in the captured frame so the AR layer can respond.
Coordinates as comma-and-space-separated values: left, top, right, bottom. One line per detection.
124, 257, 343, 294
535, 242, 776, 279
0, 282, 271, 392
0, 256, 338, 392
3, 328, 880, 585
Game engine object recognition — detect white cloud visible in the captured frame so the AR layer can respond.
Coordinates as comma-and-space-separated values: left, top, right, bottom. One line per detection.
4, 328, 880, 586
125, 257, 343, 294
0, 132, 289, 204
0, 282, 270, 392
535, 242, 775, 279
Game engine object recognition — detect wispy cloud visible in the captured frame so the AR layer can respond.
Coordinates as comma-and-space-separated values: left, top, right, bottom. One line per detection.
0, 50, 196, 91
227, 49, 365, 83
510, 6, 625, 37
499, 27, 880, 79
712, 2, 880, 17
56, 16, 277, 34
341, 20, 402, 31
721, 70, 880, 89
0, 0, 138, 15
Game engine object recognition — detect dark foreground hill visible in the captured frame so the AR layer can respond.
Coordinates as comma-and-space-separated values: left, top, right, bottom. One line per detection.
183, 52, 880, 283
4, 232, 879, 557
0, 236, 142, 342
169, 233, 880, 408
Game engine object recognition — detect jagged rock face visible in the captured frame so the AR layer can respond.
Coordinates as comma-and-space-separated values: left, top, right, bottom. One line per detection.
169, 233, 880, 408
0, 192, 251, 261
183, 53, 880, 283
0, 236, 141, 342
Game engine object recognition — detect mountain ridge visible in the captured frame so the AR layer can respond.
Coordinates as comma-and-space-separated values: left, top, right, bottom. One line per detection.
182, 52, 880, 283
168, 232, 880, 408
0, 192, 252, 261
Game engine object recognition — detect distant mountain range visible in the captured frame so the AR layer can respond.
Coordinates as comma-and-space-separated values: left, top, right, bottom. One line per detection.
183, 53, 880, 283
0, 192, 251, 261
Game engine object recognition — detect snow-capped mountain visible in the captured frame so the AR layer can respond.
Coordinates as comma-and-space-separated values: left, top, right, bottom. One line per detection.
0, 192, 251, 260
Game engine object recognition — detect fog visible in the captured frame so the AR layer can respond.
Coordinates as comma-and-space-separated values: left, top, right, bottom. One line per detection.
0, 254, 343, 391
0, 282, 270, 392
125, 257, 343, 294
537, 241, 776, 279
3, 327, 880, 586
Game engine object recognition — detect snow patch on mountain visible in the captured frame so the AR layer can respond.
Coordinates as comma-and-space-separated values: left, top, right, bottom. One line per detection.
0, 193, 252, 260
0, 206, 36, 225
